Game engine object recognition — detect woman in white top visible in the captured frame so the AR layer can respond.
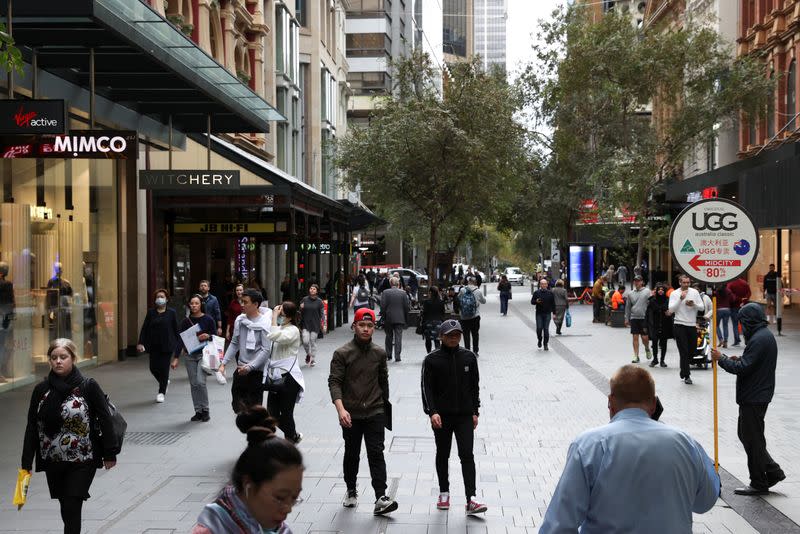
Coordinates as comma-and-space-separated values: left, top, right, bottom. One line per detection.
266, 301, 305, 444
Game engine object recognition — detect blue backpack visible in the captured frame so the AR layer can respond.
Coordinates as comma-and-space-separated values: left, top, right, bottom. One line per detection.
459, 288, 478, 318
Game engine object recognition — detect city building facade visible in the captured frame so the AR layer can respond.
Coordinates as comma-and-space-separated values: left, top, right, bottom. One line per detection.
473, 0, 507, 72
443, 0, 474, 62
664, 0, 800, 310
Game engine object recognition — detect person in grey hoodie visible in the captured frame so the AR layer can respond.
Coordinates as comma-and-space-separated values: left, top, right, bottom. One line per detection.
624, 275, 652, 363
219, 289, 272, 413
711, 303, 784, 496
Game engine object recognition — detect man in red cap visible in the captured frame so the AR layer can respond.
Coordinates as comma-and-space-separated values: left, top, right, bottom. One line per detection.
328, 307, 398, 516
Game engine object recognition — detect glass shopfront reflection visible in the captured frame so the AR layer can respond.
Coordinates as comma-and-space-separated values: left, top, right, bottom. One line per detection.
0, 150, 119, 390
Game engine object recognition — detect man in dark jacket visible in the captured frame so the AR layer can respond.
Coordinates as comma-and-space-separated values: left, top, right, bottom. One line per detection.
328, 308, 398, 516
421, 319, 487, 515
711, 303, 784, 495
380, 276, 410, 362
531, 278, 556, 351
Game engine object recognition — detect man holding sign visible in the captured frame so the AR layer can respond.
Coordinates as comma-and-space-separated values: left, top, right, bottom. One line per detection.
711, 303, 785, 495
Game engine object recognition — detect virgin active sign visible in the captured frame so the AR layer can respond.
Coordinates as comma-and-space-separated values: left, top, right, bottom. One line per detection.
670, 198, 758, 284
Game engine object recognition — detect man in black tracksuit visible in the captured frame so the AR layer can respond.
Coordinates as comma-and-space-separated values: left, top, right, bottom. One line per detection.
711, 303, 785, 495
421, 319, 487, 515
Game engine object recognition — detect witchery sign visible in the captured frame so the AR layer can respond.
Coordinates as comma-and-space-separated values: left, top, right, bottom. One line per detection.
138, 170, 241, 191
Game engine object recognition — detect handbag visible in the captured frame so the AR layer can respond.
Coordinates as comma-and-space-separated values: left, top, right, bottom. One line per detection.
84, 378, 127, 457
264, 357, 297, 393
565, 309, 572, 328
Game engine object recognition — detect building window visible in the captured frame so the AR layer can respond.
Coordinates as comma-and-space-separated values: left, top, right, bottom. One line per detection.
346, 33, 391, 57
705, 136, 716, 171
443, 0, 467, 57
788, 60, 797, 131
296, 0, 307, 26
749, 116, 758, 146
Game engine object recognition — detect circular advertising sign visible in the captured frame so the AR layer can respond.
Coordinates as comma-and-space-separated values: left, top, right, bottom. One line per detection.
669, 198, 759, 284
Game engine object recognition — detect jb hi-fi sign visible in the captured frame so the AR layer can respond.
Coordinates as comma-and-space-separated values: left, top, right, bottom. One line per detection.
0, 100, 66, 134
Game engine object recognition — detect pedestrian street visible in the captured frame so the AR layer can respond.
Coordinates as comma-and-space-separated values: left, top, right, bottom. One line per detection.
1, 284, 798, 533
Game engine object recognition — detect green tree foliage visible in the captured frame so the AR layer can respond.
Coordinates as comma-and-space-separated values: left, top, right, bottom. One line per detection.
519, 7, 773, 264
336, 50, 529, 279
0, 22, 23, 75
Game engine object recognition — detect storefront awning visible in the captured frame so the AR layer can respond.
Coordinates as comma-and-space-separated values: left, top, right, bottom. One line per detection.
1, 0, 284, 133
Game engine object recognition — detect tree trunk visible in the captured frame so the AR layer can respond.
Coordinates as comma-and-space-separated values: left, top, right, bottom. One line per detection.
428, 223, 439, 287
636, 215, 646, 274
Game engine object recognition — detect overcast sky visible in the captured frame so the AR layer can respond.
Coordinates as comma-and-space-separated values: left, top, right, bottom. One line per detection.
506, 0, 565, 82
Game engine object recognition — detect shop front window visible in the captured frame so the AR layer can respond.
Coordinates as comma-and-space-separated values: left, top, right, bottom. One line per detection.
0, 140, 119, 390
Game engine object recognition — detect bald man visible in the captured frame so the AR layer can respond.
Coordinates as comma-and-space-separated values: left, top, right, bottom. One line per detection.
541, 365, 720, 533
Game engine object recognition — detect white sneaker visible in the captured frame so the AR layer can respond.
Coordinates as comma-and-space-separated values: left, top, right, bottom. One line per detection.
215, 370, 227, 385
156, 393, 165, 403
373, 495, 398, 515
342, 489, 358, 507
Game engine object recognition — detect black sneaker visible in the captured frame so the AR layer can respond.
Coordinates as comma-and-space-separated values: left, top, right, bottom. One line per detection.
190, 412, 202, 422
537, 340, 542, 348
200, 411, 210, 422
684, 377, 693, 385
373, 496, 398, 515
660, 361, 667, 367
543, 345, 549, 351
649, 359, 658, 368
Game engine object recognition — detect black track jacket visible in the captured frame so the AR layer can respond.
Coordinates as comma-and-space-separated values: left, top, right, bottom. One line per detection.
421, 345, 480, 417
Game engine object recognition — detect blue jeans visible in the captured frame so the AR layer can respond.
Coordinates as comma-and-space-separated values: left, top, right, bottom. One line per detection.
500, 294, 510, 315
536, 312, 551, 346
730, 307, 741, 344
716, 308, 732, 343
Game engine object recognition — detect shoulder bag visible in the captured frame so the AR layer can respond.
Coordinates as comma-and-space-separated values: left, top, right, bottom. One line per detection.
264, 357, 297, 393
84, 378, 127, 457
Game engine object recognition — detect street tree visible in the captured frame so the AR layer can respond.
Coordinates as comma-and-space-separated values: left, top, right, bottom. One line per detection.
336, 50, 529, 281
519, 7, 773, 266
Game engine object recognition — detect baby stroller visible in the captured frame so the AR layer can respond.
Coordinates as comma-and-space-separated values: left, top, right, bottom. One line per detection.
692, 319, 711, 369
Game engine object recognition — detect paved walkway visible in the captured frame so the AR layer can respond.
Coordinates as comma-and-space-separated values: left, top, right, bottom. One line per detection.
0, 284, 797, 533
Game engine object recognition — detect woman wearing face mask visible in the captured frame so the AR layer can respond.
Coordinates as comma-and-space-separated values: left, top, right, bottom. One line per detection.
193, 406, 303, 533
646, 283, 673, 368
137, 289, 181, 403
21, 339, 119, 534
173, 294, 217, 422
266, 301, 305, 444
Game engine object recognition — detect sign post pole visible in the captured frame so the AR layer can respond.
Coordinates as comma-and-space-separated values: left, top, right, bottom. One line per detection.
712, 293, 719, 472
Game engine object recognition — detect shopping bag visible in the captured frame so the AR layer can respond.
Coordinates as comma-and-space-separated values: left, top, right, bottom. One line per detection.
13, 468, 31, 510
565, 310, 572, 328
200, 343, 220, 374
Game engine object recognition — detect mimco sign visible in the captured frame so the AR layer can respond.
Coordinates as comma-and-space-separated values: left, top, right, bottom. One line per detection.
138, 170, 241, 191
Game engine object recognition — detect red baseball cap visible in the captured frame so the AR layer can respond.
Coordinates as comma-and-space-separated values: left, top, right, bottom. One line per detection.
353, 308, 376, 323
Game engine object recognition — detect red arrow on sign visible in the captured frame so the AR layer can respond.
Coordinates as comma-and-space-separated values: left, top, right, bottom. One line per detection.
688, 255, 742, 271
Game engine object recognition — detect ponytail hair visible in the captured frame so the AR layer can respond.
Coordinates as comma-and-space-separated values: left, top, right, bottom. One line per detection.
231, 406, 304, 491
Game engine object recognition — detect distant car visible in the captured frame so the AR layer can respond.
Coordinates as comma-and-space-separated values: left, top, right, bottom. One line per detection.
387, 268, 428, 287
504, 267, 524, 286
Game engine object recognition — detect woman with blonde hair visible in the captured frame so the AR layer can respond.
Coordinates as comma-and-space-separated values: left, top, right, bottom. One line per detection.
21, 338, 119, 534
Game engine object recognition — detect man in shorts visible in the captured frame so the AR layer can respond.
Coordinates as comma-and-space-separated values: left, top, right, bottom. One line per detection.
625, 275, 652, 363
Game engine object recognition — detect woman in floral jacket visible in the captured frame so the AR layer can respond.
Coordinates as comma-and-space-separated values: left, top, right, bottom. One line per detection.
21, 338, 118, 534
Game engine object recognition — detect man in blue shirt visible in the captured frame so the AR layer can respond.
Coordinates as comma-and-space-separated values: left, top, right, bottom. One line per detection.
541, 365, 720, 533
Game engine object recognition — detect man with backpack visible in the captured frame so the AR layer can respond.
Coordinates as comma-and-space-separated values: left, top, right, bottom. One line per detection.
458, 277, 486, 356
380, 277, 411, 362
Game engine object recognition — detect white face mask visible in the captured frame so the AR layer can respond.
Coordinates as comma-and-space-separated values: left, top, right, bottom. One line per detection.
276, 316, 284, 326
155, 297, 167, 307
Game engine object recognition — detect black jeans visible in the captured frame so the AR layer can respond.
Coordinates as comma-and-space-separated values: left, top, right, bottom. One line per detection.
650, 335, 668, 362
738, 404, 783, 489
425, 337, 441, 353
58, 496, 83, 534
593, 297, 604, 321
433, 415, 476, 498
535, 312, 551, 346
231, 369, 264, 413
148, 351, 172, 394
342, 414, 388, 500
461, 316, 481, 353
673, 324, 695, 379
267, 374, 301, 442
